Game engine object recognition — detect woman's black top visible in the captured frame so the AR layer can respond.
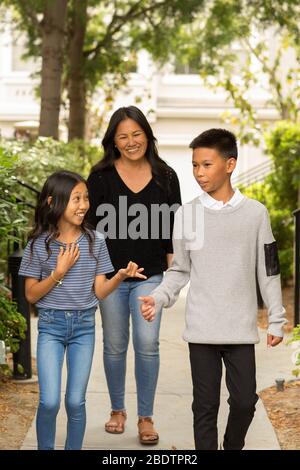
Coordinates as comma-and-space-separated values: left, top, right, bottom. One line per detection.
87, 165, 182, 280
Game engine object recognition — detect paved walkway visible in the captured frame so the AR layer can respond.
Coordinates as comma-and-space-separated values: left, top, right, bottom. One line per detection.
22, 288, 293, 450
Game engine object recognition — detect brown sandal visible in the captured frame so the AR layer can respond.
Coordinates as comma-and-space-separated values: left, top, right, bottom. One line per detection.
138, 417, 159, 445
105, 410, 127, 434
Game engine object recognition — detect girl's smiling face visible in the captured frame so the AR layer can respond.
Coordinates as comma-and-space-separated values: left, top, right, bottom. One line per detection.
60, 182, 90, 227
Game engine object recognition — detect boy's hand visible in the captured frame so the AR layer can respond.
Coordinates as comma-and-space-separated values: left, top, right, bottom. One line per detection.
118, 261, 147, 281
267, 334, 283, 347
55, 243, 80, 277
138, 296, 156, 322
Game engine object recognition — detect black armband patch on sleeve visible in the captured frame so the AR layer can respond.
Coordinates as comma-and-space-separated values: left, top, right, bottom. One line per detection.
264, 241, 280, 276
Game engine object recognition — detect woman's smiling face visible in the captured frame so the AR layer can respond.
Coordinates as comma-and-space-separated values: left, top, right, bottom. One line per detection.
114, 118, 148, 162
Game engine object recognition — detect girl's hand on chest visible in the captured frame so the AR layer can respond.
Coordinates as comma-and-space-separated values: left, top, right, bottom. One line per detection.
55, 243, 80, 277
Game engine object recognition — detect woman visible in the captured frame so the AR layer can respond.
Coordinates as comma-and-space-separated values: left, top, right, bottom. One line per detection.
87, 106, 181, 445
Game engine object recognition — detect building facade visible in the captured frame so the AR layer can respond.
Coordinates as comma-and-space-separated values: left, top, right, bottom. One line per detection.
0, 28, 278, 202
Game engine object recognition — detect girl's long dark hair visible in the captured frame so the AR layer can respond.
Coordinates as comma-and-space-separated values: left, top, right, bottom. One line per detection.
91, 106, 171, 192
29, 170, 94, 257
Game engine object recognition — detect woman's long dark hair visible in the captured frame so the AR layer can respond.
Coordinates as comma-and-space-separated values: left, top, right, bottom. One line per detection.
29, 170, 94, 258
91, 106, 171, 192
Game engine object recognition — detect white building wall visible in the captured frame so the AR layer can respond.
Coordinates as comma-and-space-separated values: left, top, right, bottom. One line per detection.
134, 71, 279, 201
0, 24, 40, 138
0, 26, 280, 202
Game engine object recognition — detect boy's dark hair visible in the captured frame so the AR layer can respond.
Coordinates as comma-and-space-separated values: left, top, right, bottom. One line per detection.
189, 128, 238, 160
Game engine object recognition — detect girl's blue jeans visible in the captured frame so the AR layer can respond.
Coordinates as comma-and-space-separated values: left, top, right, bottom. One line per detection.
99, 274, 163, 417
36, 307, 96, 450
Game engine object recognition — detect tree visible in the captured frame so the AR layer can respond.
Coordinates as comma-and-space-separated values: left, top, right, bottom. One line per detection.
39, 0, 68, 138
67, 0, 87, 140
163, 0, 300, 283
66, 0, 206, 140
2, 0, 68, 139
172, 0, 300, 202
172, 0, 300, 140
3, 0, 205, 140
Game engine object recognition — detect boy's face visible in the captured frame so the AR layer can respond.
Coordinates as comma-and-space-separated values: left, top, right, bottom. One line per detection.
192, 147, 236, 195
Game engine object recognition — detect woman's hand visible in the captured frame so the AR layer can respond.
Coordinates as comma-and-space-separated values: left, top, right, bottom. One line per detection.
118, 261, 147, 281
55, 243, 80, 278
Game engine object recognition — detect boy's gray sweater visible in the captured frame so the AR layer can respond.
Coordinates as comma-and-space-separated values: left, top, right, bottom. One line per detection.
151, 196, 286, 344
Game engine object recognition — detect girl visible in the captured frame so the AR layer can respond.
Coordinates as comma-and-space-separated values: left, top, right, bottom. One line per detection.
19, 170, 145, 450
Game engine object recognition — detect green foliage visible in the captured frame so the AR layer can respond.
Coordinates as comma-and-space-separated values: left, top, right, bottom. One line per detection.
127, 1, 205, 64
3, 1, 207, 139
13, 136, 101, 181
242, 121, 300, 284
170, 0, 300, 144
0, 285, 27, 375
0, 144, 28, 372
0, 288, 27, 352
0, 136, 102, 278
1, 137, 102, 204
243, 182, 293, 283
287, 324, 300, 377
264, 121, 300, 211
0, 137, 102, 277
0, 145, 30, 275
0, 286, 27, 374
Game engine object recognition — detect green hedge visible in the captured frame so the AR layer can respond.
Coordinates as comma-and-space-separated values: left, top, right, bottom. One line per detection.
0, 137, 102, 270
0, 137, 102, 359
242, 121, 300, 284
2, 137, 102, 207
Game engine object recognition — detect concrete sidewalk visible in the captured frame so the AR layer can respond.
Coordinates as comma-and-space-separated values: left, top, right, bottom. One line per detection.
22, 289, 293, 450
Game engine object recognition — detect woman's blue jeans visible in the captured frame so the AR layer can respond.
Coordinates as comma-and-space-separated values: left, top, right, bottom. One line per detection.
36, 307, 96, 450
99, 274, 163, 417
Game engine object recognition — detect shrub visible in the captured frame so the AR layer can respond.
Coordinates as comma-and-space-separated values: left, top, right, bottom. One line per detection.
287, 324, 300, 377
1, 137, 103, 207
0, 137, 103, 273
0, 287, 27, 352
242, 121, 300, 285
0, 146, 29, 276
243, 181, 294, 284
265, 121, 300, 212
0, 286, 27, 375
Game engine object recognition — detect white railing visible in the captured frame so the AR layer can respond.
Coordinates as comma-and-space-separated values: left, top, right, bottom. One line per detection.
232, 159, 274, 187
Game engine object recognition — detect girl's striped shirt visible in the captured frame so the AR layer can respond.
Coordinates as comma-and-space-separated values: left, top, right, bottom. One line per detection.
19, 231, 114, 309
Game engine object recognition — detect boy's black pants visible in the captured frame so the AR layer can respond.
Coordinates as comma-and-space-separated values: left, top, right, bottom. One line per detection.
189, 343, 259, 450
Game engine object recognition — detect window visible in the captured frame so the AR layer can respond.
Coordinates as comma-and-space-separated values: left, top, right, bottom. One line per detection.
174, 58, 199, 75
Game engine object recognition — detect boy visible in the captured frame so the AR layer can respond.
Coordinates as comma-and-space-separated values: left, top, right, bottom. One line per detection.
139, 128, 286, 450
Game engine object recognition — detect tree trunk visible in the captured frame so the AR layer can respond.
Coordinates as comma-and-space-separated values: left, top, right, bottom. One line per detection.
39, 0, 68, 139
68, 0, 88, 141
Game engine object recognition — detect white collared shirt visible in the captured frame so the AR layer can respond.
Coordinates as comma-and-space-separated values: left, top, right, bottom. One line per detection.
199, 188, 244, 210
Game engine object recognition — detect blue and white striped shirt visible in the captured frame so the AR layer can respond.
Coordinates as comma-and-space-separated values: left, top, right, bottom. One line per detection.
19, 231, 114, 309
